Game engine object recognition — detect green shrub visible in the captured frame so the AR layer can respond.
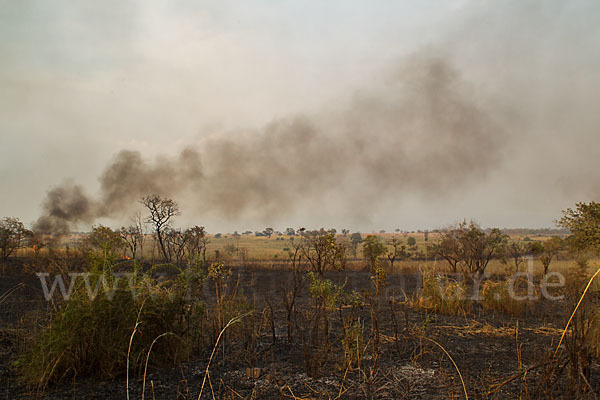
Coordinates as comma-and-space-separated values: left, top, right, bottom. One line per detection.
20, 265, 205, 387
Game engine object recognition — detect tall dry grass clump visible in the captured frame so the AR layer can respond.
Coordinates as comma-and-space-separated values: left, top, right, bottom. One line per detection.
480, 277, 535, 316
417, 270, 472, 315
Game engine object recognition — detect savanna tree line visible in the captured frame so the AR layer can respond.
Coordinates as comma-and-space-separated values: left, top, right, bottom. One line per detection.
1, 196, 597, 276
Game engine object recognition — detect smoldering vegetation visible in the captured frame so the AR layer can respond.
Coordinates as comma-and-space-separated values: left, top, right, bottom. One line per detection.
34, 56, 508, 233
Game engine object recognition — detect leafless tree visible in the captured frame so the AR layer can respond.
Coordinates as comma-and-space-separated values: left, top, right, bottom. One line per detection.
140, 195, 179, 262
120, 213, 145, 260
163, 228, 188, 264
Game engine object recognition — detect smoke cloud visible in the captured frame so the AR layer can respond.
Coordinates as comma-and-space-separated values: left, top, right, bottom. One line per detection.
14, 0, 598, 232
34, 55, 508, 233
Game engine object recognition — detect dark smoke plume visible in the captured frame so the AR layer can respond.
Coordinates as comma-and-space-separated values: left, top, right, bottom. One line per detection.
35, 182, 95, 233
34, 56, 508, 233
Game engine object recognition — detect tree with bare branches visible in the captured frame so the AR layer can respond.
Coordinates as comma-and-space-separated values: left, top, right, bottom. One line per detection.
120, 214, 145, 260
163, 228, 188, 264
140, 195, 179, 262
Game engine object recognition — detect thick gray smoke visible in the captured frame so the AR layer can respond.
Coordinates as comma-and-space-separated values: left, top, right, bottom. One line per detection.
35, 182, 94, 233
34, 55, 508, 233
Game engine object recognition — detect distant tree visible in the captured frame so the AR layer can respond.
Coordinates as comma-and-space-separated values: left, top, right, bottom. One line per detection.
140, 195, 179, 262
434, 221, 508, 277
395, 228, 401, 233
0, 217, 32, 261
407, 236, 417, 246
349, 232, 363, 259
502, 241, 526, 273
263, 227, 274, 238
458, 221, 507, 278
120, 224, 144, 260
119, 212, 145, 260
163, 228, 189, 264
432, 230, 461, 273
285, 227, 296, 236
341, 229, 349, 237
362, 235, 386, 272
300, 229, 343, 276
214, 233, 222, 239
386, 237, 410, 270
540, 237, 563, 275
379, 230, 386, 234
84, 225, 125, 259
185, 225, 208, 264
424, 231, 429, 242
527, 241, 544, 255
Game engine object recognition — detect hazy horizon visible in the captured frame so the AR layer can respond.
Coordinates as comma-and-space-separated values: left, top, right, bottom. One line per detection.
2, 0, 599, 233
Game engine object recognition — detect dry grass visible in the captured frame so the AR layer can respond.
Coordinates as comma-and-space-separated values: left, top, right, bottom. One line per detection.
416, 270, 472, 315
480, 279, 533, 316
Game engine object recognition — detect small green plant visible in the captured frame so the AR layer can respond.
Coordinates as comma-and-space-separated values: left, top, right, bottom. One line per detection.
208, 261, 232, 332
308, 271, 346, 307
341, 319, 365, 369
371, 262, 387, 296
297, 272, 347, 377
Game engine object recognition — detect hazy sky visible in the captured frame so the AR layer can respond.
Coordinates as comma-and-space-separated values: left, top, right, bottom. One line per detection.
1, 0, 599, 233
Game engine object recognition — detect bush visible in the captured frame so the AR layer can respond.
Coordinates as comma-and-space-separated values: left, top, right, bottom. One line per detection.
418, 271, 471, 315
480, 279, 531, 316
20, 265, 205, 387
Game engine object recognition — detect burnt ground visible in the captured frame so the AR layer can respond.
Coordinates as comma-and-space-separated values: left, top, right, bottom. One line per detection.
0, 260, 598, 399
